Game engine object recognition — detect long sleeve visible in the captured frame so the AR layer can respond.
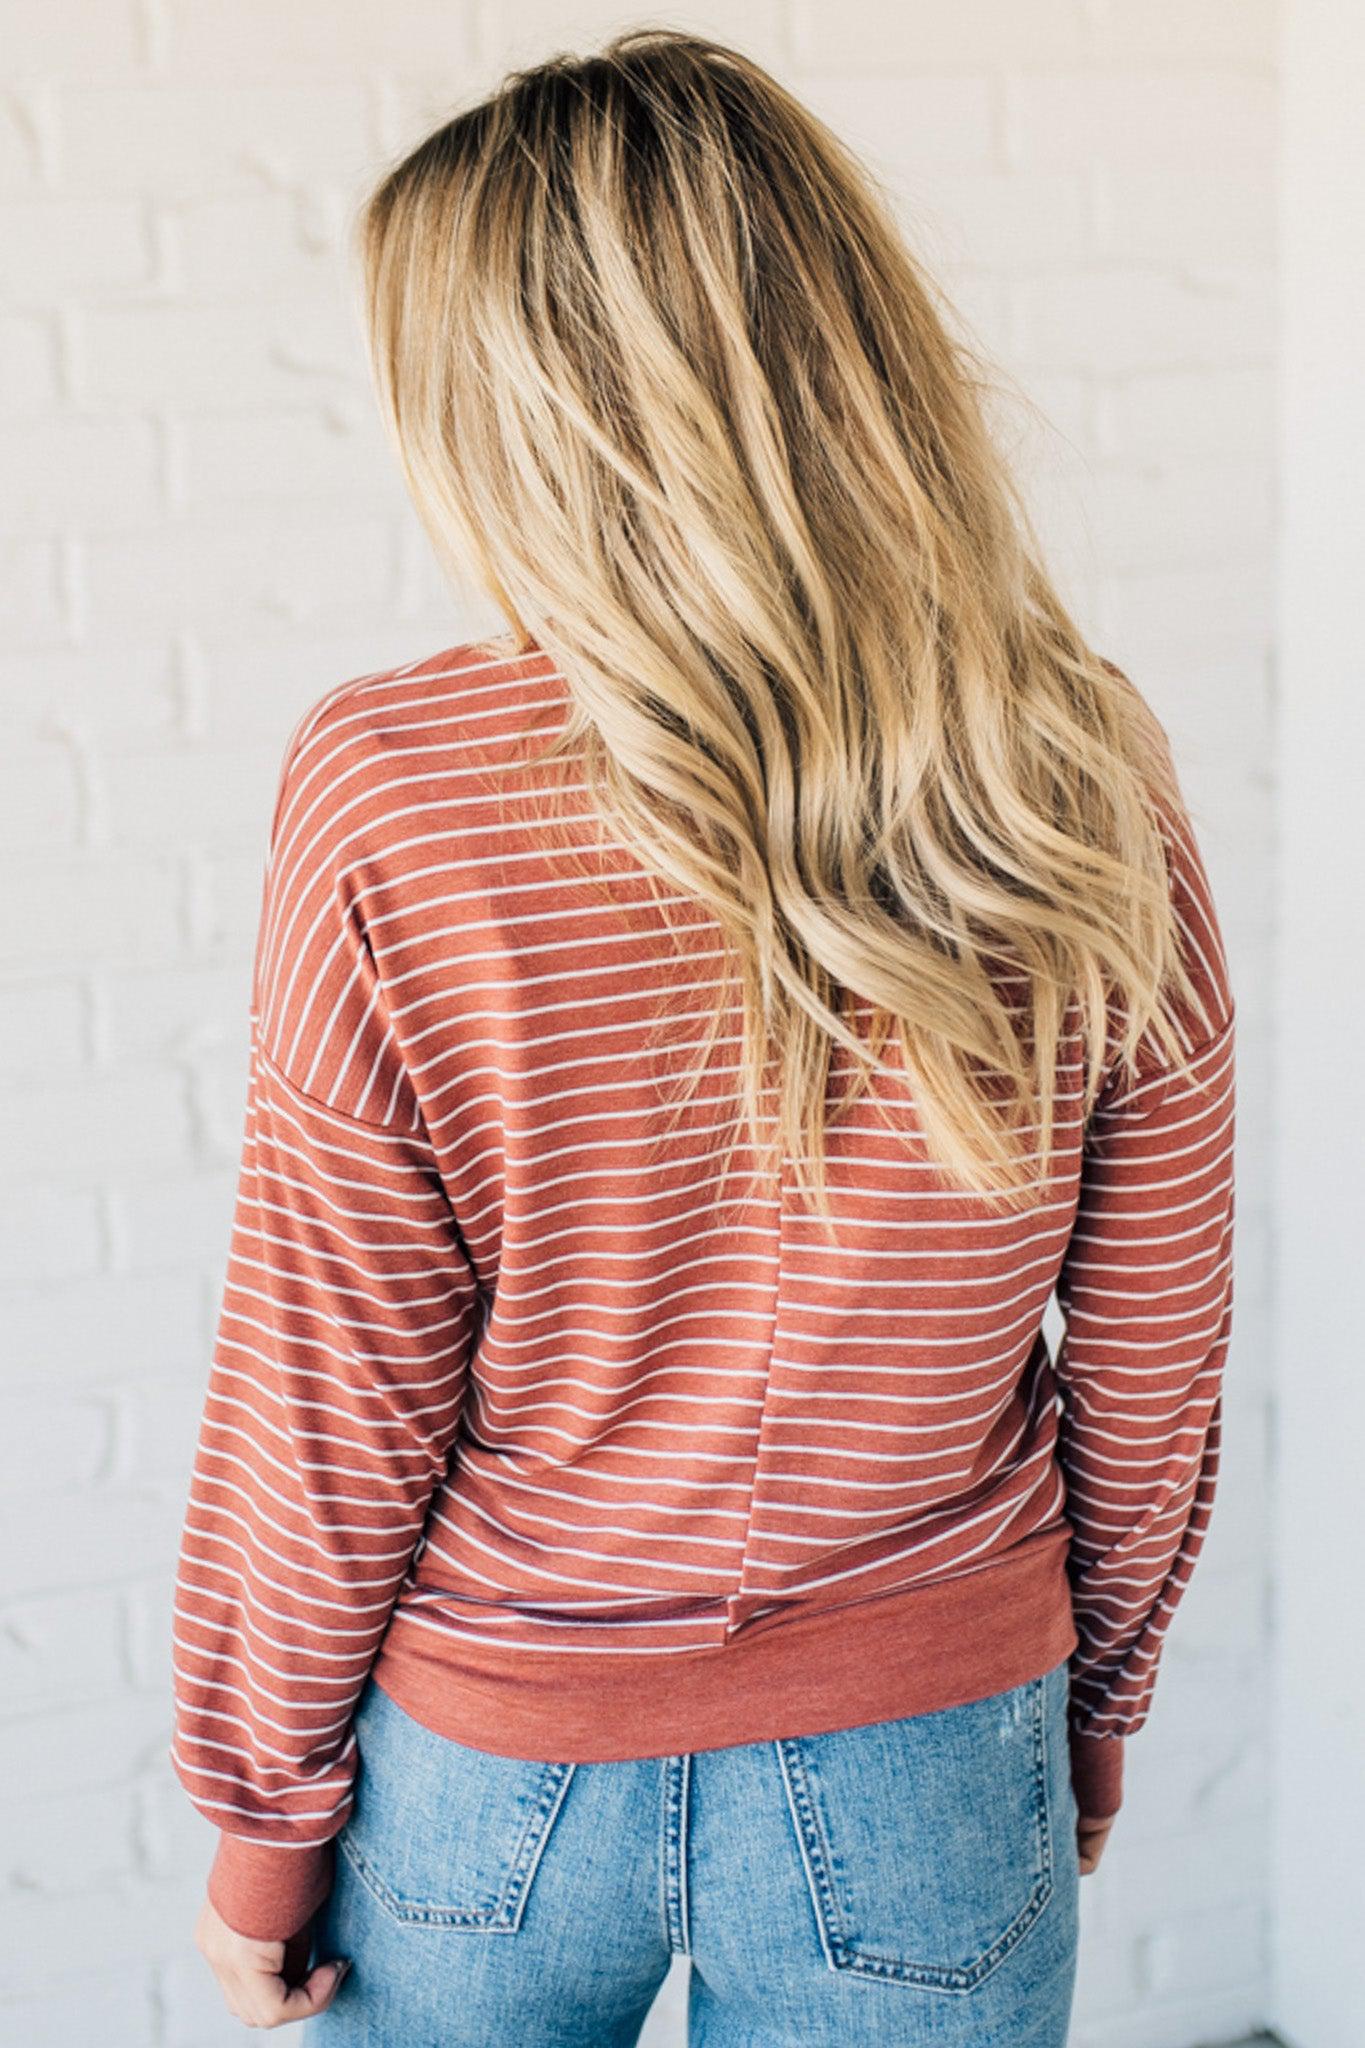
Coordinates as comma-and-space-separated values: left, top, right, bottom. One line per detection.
1053, 787, 1237, 1822
170, 711, 483, 1939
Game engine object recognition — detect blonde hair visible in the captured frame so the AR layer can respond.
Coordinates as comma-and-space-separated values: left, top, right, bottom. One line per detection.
353, 25, 1220, 1233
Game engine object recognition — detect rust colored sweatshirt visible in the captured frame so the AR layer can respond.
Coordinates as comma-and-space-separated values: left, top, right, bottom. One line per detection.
170, 640, 1237, 1939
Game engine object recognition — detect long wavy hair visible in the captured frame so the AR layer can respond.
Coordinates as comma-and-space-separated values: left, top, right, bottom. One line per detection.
353, 25, 1219, 1231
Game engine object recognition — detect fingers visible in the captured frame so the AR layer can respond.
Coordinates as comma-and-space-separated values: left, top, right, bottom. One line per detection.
228, 1957, 350, 2028
194, 1899, 351, 2030
1076, 1812, 1116, 1875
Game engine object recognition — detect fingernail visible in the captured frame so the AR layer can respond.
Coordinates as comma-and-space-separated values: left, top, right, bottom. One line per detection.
333, 1958, 351, 1984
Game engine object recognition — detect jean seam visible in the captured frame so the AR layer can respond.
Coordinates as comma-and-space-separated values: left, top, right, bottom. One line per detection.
661, 1753, 692, 1955
773, 1738, 841, 1972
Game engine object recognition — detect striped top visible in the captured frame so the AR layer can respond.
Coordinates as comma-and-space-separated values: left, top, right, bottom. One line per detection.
170, 638, 1237, 1939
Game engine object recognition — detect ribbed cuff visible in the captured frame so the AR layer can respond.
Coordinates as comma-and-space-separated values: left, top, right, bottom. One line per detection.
207, 1831, 336, 1942
1068, 1727, 1125, 1820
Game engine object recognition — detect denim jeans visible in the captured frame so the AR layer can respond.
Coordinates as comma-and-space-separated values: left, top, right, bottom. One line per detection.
305, 1656, 1080, 2046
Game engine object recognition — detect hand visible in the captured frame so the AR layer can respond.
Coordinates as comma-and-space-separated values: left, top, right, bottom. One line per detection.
1076, 1812, 1116, 1875
195, 1895, 349, 2029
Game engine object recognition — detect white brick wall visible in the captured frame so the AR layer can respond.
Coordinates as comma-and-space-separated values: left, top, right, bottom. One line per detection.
0, 5, 1276, 2044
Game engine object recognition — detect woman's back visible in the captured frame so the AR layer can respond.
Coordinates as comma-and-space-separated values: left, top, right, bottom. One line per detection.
172, 633, 1234, 1940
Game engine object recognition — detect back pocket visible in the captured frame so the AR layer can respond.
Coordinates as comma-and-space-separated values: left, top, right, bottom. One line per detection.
335, 1678, 576, 1930
776, 1668, 1058, 1993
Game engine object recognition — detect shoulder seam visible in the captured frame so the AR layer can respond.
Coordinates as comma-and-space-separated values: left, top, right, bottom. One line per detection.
251, 1027, 432, 1147
1099, 1003, 1236, 1114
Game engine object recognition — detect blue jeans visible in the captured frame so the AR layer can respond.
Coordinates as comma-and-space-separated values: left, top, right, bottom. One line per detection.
305, 1656, 1080, 2046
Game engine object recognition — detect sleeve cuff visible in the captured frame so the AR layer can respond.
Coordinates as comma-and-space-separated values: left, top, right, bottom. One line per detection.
1069, 1727, 1125, 1821
207, 1831, 337, 1942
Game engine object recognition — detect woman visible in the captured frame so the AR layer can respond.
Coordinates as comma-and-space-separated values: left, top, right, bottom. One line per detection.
172, 28, 1237, 2046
